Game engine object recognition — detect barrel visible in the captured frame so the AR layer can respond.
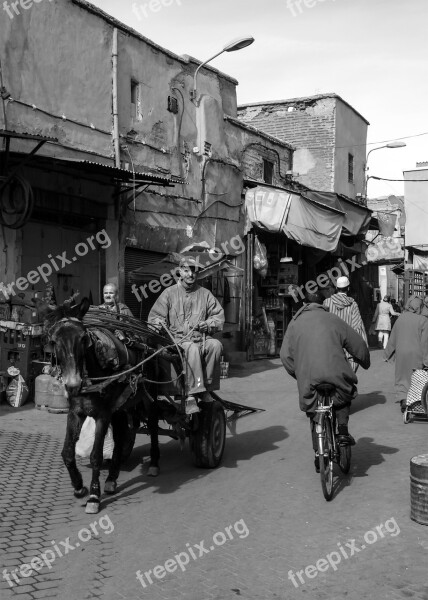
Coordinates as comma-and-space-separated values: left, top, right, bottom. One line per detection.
410, 454, 428, 525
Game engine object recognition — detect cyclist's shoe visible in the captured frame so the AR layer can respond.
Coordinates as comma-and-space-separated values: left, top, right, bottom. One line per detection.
314, 453, 320, 473
337, 433, 356, 446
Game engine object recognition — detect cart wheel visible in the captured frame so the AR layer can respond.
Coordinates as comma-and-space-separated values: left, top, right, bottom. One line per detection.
190, 400, 226, 468
403, 409, 412, 424
121, 426, 137, 462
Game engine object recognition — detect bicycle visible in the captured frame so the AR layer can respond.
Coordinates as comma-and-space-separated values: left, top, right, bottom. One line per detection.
314, 383, 352, 501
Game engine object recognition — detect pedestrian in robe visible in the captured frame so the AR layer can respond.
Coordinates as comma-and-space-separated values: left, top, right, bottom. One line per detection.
372, 295, 399, 349
323, 276, 368, 371
99, 283, 133, 316
281, 290, 370, 471
148, 257, 224, 414
384, 295, 428, 412
422, 296, 428, 318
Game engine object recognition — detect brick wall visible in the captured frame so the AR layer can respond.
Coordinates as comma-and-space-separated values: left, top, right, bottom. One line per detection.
242, 144, 291, 186
238, 97, 336, 191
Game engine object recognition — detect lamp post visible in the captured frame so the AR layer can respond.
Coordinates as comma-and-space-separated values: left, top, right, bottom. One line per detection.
364, 141, 406, 199
190, 36, 254, 103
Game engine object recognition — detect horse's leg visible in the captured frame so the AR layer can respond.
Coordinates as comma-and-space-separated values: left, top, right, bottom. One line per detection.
61, 409, 87, 498
105, 410, 128, 494
147, 401, 160, 477
86, 414, 110, 514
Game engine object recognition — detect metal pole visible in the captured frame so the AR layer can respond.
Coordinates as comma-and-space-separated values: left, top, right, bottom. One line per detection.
112, 28, 120, 168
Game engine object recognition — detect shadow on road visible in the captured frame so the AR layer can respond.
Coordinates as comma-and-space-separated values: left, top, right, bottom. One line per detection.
221, 425, 288, 468
351, 436, 399, 478
350, 391, 387, 415
97, 425, 288, 507
228, 359, 283, 379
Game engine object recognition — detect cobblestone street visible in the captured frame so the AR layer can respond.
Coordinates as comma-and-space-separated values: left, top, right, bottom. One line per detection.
1, 349, 428, 600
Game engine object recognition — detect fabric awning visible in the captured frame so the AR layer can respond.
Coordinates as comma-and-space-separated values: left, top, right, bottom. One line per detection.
302, 190, 372, 237
245, 186, 346, 252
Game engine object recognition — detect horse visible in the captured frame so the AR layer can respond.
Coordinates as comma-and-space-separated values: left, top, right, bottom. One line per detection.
43, 297, 168, 514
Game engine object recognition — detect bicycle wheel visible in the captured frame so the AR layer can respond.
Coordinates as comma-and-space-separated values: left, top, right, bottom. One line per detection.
318, 414, 334, 501
339, 444, 352, 474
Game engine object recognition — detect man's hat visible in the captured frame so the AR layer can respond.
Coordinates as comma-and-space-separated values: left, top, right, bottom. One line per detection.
179, 256, 201, 270
336, 276, 350, 289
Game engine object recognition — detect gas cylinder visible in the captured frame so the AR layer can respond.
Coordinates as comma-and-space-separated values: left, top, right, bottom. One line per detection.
34, 367, 69, 413
34, 367, 52, 410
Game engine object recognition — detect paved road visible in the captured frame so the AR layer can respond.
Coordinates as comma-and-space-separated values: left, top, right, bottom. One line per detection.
1, 349, 428, 600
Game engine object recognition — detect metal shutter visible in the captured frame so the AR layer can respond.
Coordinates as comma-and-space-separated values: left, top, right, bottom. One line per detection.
124, 247, 167, 321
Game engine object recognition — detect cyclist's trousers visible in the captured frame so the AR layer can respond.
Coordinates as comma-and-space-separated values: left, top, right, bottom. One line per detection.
308, 404, 351, 452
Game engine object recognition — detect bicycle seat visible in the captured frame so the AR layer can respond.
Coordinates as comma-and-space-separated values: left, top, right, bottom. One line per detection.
315, 383, 336, 396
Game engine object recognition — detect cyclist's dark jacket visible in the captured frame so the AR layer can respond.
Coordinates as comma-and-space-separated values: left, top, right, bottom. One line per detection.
280, 303, 370, 413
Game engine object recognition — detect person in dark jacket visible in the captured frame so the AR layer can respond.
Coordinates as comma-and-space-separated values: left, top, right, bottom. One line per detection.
281, 290, 370, 470
385, 295, 428, 412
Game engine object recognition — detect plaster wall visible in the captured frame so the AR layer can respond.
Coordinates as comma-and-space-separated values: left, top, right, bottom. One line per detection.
335, 100, 367, 198
404, 169, 428, 248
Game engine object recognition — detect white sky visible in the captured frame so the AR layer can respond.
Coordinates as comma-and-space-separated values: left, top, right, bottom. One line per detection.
91, 0, 428, 198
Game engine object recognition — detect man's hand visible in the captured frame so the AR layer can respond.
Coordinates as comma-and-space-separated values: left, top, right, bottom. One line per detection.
150, 318, 166, 332
197, 320, 209, 333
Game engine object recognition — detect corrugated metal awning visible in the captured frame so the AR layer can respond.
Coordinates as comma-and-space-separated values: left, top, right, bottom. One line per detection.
51, 158, 183, 186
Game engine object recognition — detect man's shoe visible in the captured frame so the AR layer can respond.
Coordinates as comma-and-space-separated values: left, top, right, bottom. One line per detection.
314, 454, 320, 473
337, 433, 356, 446
400, 399, 407, 414
184, 396, 200, 415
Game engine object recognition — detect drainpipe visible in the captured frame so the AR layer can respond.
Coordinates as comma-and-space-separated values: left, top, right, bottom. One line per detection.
112, 28, 120, 168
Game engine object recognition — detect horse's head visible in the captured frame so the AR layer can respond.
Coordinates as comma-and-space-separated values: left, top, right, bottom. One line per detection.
45, 298, 91, 396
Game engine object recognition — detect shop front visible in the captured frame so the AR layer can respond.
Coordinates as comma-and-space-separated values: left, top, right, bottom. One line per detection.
243, 185, 372, 360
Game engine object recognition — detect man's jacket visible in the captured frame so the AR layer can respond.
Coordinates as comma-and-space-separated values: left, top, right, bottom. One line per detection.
280, 303, 370, 413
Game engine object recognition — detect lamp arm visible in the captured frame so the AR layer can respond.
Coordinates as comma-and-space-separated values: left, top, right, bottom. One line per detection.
192, 49, 225, 99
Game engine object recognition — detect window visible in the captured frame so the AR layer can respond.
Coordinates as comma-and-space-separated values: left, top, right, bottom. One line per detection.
348, 153, 354, 183
131, 80, 140, 120
263, 159, 274, 184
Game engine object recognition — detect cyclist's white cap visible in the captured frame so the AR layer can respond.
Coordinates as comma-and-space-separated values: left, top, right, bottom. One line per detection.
336, 276, 350, 288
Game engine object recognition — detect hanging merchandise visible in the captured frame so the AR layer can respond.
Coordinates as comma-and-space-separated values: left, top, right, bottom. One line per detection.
253, 236, 268, 271
5, 366, 29, 408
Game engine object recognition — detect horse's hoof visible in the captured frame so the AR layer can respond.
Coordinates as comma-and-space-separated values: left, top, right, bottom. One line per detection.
104, 480, 117, 495
85, 496, 100, 514
147, 466, 160, 477
74, 486, 88, 499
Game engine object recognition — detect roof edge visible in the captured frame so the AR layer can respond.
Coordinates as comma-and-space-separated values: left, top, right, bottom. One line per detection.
71, 0, 238, 85
224, 115, 294, 151
238, 93, 370, 126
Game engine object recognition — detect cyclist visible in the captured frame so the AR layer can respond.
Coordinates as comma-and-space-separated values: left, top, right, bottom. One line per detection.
280, 289, 370, 471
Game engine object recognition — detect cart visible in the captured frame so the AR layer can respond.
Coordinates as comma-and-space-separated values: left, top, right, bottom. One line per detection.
403, 370, 428, 424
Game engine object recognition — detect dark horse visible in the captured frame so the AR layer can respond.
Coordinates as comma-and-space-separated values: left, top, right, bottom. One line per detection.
44, 298, 167, 514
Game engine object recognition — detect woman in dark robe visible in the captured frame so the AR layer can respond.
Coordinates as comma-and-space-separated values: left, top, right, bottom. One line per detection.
385, 296, 428, 411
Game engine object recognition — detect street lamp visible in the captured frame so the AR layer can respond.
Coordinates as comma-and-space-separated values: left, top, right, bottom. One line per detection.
190, 36, 255, 102
365, 141, 406, 198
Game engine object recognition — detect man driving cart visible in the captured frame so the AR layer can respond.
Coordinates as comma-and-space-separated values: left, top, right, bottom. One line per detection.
148, 256, 224, 414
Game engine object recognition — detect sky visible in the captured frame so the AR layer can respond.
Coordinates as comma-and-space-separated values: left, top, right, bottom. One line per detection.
91, 0, 428, 199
